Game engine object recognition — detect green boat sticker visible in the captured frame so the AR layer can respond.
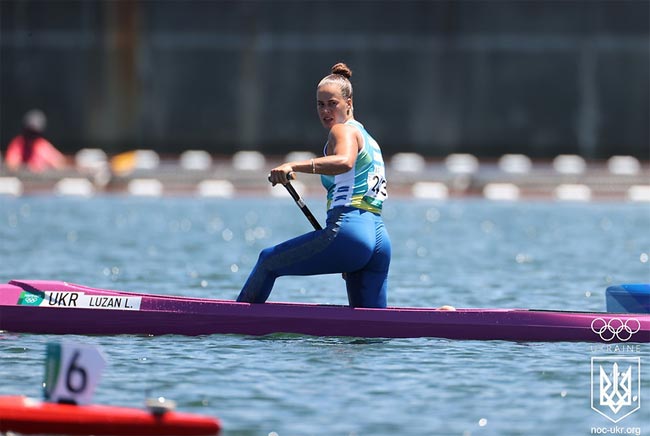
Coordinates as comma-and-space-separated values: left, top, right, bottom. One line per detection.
18, 290, 45, 306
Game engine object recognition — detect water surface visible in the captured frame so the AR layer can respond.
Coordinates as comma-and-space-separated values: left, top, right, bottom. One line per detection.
1, 196, 649, 435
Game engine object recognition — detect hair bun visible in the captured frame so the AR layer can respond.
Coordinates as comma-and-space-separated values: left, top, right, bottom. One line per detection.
331, 63, 352, 79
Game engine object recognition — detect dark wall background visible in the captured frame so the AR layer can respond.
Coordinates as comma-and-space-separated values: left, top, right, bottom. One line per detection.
1, 0, 648, 158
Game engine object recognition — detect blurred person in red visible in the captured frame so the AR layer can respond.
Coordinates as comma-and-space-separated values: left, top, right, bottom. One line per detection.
4, 109, 66, 172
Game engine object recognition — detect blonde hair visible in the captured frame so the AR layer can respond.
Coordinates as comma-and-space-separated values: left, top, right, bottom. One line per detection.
317, 62, 353, 100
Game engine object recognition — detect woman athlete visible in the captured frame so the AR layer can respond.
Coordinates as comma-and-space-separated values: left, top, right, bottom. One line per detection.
237, 62, 391, 308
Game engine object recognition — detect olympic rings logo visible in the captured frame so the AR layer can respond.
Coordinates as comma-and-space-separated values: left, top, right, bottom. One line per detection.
23, 294, 40, 304
591, 318, 641, 342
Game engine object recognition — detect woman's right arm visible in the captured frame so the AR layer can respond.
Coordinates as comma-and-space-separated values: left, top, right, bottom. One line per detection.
268, 124, 359, 185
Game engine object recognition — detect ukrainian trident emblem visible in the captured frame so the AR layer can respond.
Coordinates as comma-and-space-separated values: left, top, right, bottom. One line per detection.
591, 357, 641, 423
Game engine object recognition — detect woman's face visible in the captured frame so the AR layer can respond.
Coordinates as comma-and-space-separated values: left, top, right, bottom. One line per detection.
316, 84, 352, 129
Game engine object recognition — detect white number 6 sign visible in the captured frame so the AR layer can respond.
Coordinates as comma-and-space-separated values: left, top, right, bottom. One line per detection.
43, 342, 107, 405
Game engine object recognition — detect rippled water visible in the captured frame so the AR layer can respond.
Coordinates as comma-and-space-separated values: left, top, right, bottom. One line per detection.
1, 196, 649, 435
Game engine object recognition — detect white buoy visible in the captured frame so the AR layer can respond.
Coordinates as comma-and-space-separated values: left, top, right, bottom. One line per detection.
553, 155, 586, 174
628, 185, 650, 202
128, 179, 163, 197
285, 151, 317, 163
411, 182, 449, 200
133, 150, 160, 170
54, 178, 95, 197
180, 150, 212, 171
445, 154, 479, 174
483, 183, 520, 201
498, 154, 532, 174
232, 151, 266, 171
197, 180, 235, 198
390, 153, 426, 172
75, 148, 108, 171
607, 156, 640, 175
0, 177, 23, 196
554, 184, 591, 201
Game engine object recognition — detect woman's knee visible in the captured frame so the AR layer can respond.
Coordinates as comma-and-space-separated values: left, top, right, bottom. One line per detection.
257, 246, 275, 264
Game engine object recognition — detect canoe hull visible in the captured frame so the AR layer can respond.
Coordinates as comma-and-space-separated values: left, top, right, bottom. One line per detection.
1, 280, 649, 343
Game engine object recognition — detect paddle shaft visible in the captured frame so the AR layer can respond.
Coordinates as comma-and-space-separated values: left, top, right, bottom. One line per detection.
283, 180, 322, 230
284, 182, 323, 230
268, 171, 322, 230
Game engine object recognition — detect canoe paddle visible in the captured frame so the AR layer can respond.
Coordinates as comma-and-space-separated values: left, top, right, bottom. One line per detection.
269, 173, 322, 230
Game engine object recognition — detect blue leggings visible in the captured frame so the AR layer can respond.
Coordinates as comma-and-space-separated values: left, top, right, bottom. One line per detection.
237, 206, 391, 308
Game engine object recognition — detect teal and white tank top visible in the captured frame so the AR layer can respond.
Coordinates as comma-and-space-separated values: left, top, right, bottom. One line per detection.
321, 120, 387, 214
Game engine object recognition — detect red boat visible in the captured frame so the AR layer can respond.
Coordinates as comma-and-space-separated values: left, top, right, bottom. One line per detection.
0, 395, 221, 436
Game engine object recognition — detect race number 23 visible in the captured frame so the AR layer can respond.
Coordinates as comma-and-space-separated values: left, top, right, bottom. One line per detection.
368, 172, 387, 200
43, 342, 107, 405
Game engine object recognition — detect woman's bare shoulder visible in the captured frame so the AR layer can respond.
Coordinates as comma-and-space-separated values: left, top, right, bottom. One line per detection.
328, 122, 358, 138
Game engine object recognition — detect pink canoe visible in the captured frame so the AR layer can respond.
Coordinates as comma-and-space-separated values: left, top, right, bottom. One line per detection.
1, 280, 648, 342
